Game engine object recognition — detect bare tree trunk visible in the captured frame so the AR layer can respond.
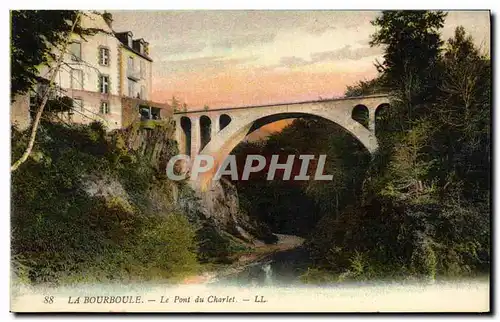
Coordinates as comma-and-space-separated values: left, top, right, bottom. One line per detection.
11, 12, 81, 172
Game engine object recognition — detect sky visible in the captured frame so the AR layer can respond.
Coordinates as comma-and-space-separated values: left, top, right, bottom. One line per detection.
110, 10, 490, 111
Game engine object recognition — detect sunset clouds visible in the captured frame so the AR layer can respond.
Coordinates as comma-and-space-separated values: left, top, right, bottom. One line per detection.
110, 10, 490, 109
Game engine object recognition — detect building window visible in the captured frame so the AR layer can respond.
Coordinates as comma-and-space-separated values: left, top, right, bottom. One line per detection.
70, 42, 81, 61
128, 79, 136, 97
99, 75, 110, 94
128, 56, 134, 73
70, 69, 83, 90
140, 60, 146, 79
73, 98, 83, 112
140, 85, 146, 100
100, 101, 110, 114
99, 47, 110, 66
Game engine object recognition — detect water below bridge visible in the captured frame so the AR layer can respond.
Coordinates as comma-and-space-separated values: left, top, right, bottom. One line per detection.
212, 234, 312, 286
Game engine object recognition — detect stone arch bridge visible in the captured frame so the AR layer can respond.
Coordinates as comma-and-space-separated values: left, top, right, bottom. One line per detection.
173, 94, 390, 189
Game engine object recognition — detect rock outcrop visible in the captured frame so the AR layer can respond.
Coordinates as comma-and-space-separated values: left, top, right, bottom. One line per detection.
195, 178, 275, 244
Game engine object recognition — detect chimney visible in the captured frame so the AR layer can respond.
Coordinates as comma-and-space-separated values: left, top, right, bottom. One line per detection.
102, 11, 113, 29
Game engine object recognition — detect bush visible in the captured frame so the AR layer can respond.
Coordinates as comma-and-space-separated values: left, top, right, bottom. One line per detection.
299, 268, 338, 284
306, 195, 490, 281
131, 213, 200, 280
196, 223, 234, 264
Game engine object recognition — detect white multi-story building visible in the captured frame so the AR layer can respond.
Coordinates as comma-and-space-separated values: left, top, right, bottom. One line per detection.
36, 12, 123, 130
12, 11, 166, 131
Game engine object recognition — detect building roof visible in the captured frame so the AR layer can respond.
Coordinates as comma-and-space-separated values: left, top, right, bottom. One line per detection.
114, 31, 153, 62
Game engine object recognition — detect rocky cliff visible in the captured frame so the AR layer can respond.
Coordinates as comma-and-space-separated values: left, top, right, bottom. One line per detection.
116, 119, 178, 172
115, 120, 275, 254
194, 178, 275, 244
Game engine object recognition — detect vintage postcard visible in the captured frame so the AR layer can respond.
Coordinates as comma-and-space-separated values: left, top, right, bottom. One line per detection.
9, 9, 491, 313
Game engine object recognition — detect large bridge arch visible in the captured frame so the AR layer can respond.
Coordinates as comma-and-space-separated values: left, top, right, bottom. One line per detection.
197, 112, 375, 189
173, 95, 390, 190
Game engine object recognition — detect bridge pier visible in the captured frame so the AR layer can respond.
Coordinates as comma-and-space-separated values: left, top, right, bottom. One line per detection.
211, 115, 220, 137
190, 116, 201, 159
369, 110, 376, 133
175, 119, 183, 151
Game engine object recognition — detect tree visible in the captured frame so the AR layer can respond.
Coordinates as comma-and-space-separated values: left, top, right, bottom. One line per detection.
11, 11, 109, 172
345, 78, 384, 97
11, 11, 83, 172
10, 10, 99, 99
171, 95, 180, 112
438, 26, 490, 130
429, 26, 491, 200
370, 11, 447, 127
305, 15, 491, 280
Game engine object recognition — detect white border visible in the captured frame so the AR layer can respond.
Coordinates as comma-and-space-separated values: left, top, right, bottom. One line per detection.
2, 1, 498, 321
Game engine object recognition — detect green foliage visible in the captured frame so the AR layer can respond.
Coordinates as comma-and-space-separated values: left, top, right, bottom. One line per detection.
11, 122, 200, 285
306, 16, 490, 281
140, 119, 162, 130
299, 268, 338, 284
233, 118, 370, 237
371, 11, 447, 114
171, 96, 180, 112
238, 180, 319, 236
378, 121, 437, 203
307, 196, 489, 280
132, 214, 199, 280
196, 223, 233, 264
196, 224, 252, 264
409, 236, 437, 279
429, 27, 491, 202
345, 78, 385, 97
11, 10, 490, 285
36, 95, 75, 115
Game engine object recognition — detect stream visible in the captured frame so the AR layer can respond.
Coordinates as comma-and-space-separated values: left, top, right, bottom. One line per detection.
208, 234, 312, 286
219, 246, 311, 286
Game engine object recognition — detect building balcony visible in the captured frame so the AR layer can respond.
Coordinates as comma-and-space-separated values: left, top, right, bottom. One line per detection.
127, 68, 141, 81
139, 105, 162, 121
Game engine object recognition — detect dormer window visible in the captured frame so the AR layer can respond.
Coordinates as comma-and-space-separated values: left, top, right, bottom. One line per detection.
139, 42, 144, 54
127, 33, 133, 48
